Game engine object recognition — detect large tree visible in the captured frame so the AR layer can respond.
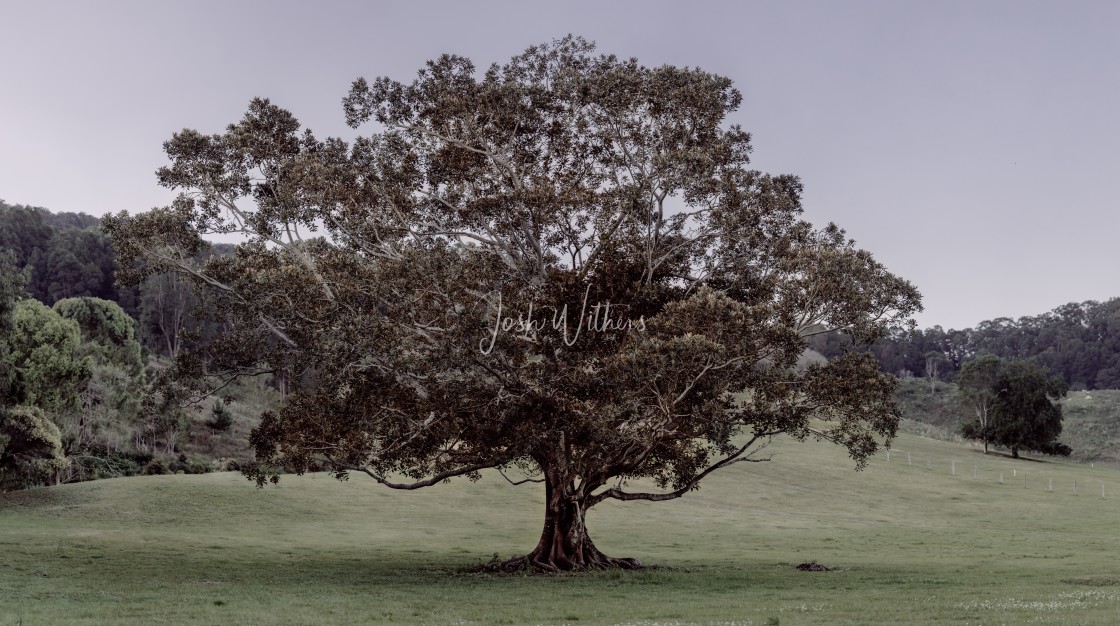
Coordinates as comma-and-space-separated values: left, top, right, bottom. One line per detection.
105, 37, 921, 571
960, 357, 1070, 458
988, 360, 1070, 458
54, 297, 146, 454
9, 299, 89, 417
0, 253, 26, 405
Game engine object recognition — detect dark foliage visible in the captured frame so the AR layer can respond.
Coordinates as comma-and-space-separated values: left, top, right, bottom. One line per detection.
812, 299, 1120, 390
958, 357, 1070, 458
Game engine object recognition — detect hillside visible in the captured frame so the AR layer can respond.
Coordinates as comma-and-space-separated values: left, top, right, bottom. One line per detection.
5, 431, 1120, 624
895, 378, 1120, 464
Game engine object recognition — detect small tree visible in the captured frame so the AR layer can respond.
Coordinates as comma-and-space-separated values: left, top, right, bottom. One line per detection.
960, 357, 1069, 458
924, 351, 945, 394
957, 355, 1002, 453
208, 398, 233, 432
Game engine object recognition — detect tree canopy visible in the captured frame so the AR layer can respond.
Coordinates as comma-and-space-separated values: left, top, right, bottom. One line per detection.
0, 253, 26, 405
9, 299, 89, 416
0, 201, 120, 307
104, 36, 921, 571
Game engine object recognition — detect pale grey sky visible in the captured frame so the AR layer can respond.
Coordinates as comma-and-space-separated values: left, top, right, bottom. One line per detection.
1, 0, 1117, 330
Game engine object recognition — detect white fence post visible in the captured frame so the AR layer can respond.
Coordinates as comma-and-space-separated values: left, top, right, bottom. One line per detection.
999, 472, 1004, 484
907, 452, 912, 465
1048, 478, 1053, 492
951, 460, 956, 476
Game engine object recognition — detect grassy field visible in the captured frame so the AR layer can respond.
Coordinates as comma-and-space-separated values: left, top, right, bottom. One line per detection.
5, 431, 1120, 625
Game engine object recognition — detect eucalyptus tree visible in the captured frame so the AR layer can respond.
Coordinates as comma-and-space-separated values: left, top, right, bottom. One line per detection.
105, 37, 920, 571
957, 354, 1002, 453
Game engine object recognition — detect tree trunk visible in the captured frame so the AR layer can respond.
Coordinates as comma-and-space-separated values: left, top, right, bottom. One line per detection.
472, 464, 642, 573
1011, 447, 1019, 459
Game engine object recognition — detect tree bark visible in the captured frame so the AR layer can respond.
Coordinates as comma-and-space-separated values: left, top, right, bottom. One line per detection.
472, 462, 642, 573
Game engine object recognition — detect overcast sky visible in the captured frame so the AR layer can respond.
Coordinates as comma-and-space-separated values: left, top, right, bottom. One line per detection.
1, 0, 1117, 330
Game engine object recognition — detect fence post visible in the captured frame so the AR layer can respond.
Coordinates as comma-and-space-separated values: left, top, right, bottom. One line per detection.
999, 472, 1004, 484
973, 466, 979, 479
1048, 478, 1053, 492
1102, 483, 1106, 499
886, 449, 890, 462
907, 452, 912, 465
1024, 475, 1027, 489
927, 457, 932, 470
1074, 481, 1078, 495
951, 460, 956, 476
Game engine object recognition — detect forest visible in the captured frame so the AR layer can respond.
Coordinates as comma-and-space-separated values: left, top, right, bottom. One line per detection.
0, 199, 270, 490
812, 299, 1120, 390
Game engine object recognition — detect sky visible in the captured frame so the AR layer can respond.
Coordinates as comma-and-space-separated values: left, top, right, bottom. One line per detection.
1, 0, 1117, 330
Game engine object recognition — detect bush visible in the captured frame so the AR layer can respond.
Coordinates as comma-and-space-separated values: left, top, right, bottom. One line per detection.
0, 406, 68, 489
70, 449, 152, 480
169, 453, 212, 475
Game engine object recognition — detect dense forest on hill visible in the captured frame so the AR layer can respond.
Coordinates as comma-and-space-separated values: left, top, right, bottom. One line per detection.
0, 199, 266, 490
812, 299, 1120, 390
0, 200, 237, 360
0, 200, 128, 309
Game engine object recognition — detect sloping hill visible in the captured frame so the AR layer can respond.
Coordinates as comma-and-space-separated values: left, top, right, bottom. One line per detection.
895, 378, 1120, 464
4, 431, 1120, 624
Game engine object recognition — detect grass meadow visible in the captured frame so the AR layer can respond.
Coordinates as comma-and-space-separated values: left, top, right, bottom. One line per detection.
4, 431, 1120, 625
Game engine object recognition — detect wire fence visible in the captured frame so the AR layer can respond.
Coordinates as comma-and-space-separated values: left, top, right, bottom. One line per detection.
878, 445, 1113, 499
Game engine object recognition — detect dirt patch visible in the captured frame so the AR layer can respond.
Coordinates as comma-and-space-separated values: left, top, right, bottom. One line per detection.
795, 561, 832, 572
1062, 576, 1120, 586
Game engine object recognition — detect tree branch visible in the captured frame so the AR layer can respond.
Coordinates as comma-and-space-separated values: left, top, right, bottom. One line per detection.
353, 461, 499, 490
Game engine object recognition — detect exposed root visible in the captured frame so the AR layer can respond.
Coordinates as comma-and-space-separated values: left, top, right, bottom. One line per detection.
466, 553, 644, 574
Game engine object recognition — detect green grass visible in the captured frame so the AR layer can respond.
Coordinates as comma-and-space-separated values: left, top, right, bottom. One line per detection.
5, 431, 1120, 624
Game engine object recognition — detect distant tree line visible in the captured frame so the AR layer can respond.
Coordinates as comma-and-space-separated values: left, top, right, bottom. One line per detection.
0, 199, 230, 361
0, 200, 125, 307
811, 299, 1120, 390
